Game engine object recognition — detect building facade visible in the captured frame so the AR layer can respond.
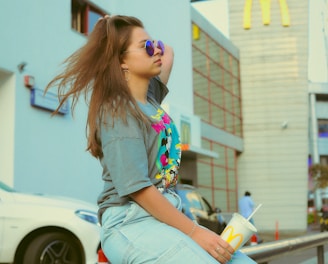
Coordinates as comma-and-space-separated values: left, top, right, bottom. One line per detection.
188, 6, 243, 214
307, 0, 328, 212
228, 0, 328, 232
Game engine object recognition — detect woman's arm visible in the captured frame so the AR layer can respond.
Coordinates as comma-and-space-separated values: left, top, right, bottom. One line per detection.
159, 44, 174, 85
130, 185, 234, 264
147, 44, 173, 103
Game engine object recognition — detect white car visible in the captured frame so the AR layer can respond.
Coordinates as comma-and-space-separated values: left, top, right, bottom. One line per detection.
0, 181, 101, 264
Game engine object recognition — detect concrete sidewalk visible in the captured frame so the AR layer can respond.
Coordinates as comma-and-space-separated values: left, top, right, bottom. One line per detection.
252, 223, 328, 264
257, 222, 320, 243
300, 252, 328, 264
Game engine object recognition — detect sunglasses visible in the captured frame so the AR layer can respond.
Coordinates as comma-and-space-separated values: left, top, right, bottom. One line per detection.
125, 40, 165, 57
144, 40, 165, 56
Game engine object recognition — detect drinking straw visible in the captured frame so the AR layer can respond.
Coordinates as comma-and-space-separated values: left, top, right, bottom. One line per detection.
247, 203, 262, 221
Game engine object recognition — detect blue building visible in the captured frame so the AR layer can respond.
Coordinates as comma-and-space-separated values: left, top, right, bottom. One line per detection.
1, 0, 233, 209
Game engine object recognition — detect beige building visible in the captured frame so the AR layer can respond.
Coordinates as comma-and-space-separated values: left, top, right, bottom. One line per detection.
229, 0, 309, 231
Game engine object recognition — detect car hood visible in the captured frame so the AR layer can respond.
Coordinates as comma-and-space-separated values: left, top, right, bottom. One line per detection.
11, 191, 98, 212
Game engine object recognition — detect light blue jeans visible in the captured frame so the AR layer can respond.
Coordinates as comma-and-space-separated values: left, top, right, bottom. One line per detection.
101, 190, 256, 264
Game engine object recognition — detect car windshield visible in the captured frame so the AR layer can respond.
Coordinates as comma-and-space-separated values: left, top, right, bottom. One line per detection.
185, 192, 202, 210
0, 181, 16, 192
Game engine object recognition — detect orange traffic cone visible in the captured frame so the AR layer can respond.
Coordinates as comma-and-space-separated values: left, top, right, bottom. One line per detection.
250, 234, 258, 245
98, 248, 109, 264
275, 221, 279, 240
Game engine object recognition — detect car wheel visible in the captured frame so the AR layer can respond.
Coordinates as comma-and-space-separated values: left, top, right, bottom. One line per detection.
22, 232, 83, 264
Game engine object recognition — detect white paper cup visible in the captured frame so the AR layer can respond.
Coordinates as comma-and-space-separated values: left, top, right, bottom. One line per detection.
220, 213, 257, 251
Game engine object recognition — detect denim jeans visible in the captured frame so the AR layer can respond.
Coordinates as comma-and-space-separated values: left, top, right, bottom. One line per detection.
101, 190, 256, 264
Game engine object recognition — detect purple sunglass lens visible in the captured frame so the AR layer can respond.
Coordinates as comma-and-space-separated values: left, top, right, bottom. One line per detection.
157, 40, 165, 55
145, 40, 155, 56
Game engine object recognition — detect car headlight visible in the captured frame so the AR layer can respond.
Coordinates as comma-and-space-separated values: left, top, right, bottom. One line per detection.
75, 210, 100, 225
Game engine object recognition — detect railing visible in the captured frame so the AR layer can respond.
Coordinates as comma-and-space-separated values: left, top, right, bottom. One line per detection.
240, 232, 328, 264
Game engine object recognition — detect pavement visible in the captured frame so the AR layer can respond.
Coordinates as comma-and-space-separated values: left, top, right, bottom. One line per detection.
247, 223, 328, 264
256, 222, 320, 243
300, 253, 328, 264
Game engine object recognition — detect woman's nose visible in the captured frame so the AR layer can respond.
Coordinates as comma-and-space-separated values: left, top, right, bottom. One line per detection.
154, 46, 162, 56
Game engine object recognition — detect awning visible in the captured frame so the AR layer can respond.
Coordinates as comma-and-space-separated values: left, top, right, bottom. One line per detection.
181, 144, 219, 159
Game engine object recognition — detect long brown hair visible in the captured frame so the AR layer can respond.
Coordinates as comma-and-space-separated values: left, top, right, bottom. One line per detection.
46, 15, 149, 159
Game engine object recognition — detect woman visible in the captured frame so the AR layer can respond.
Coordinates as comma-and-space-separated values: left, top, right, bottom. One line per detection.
46, 15, 256, 264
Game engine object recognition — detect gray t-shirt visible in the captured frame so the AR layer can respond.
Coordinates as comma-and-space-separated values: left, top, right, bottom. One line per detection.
97, 83, 181, 220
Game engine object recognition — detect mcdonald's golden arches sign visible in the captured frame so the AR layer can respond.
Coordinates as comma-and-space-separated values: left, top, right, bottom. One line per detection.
243, 0, 291, 29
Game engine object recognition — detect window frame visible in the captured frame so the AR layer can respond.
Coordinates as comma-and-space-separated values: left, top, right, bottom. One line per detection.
71, 0, 106, 35
318, 119, 328, 138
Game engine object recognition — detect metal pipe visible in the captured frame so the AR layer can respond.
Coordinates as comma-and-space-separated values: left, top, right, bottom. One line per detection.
240, 232, 328, 263
318, 245, 324, 264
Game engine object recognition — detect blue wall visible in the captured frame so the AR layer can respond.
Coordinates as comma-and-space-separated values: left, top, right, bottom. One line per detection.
0, 0, 194, 204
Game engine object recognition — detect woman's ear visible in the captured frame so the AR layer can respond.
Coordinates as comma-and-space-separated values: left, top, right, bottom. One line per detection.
121, 63, 128, 70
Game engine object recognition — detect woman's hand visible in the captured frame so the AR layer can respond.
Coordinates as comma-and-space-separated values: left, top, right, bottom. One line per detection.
191, 225, 234, 263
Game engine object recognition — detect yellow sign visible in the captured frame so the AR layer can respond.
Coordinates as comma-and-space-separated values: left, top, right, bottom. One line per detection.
192, 23, 200, 40
243, 0, 290, 29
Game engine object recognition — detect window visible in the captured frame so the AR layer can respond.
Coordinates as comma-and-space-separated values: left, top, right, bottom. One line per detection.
197, 139, 238, 212
71, 0, 105, 35
321, 156, 328, 165
318, 119, 328, 138
185, 191, 203, 210
192, 23, 242, 137
317, 94, 328, 101
191, 23, 241, 213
